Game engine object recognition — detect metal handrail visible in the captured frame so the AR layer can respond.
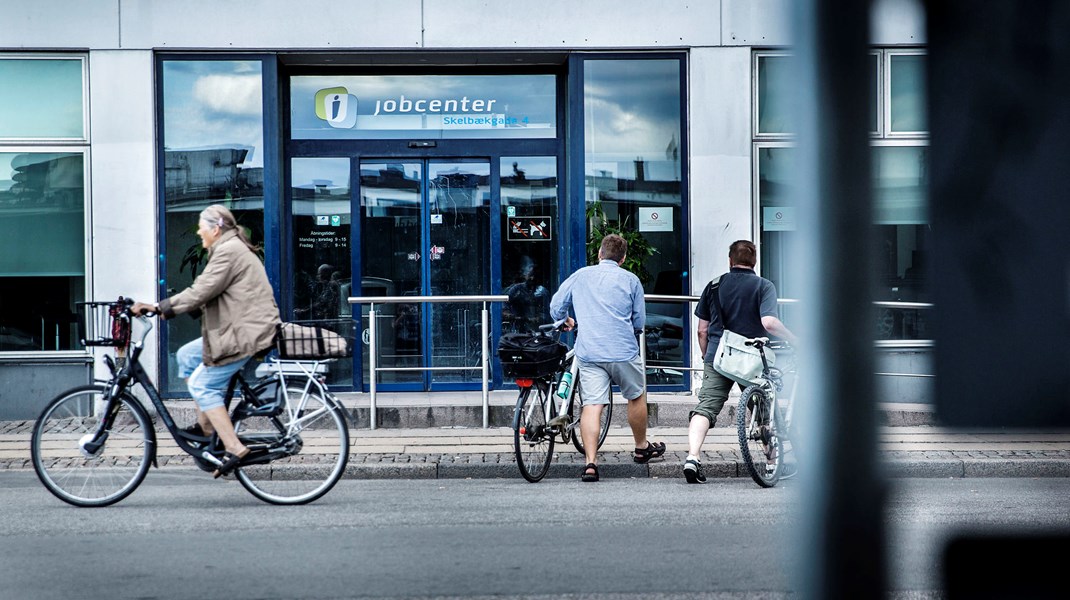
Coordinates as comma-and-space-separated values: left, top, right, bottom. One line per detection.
348, 294, 509, 429
641, 294, 935, 376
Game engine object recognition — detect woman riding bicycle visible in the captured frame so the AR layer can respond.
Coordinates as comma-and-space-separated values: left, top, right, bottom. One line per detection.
133, 204, 280, 478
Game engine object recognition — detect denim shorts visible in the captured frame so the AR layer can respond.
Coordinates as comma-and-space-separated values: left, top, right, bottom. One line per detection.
176, 337, 249, 411
577, 355, 646, 404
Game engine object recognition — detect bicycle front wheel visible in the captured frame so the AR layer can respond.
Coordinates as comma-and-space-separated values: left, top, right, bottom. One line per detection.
570, 380, 613, 455
514, 386, 554, 482
234, 382, 350, 505
737, 384, 782, 488
31, 385, 153, 507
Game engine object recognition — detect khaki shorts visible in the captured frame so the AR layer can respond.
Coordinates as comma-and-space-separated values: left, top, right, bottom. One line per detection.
577, 355, 646, 405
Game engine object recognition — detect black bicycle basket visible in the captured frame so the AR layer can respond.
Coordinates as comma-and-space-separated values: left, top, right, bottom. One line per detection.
497, 332, 567, 378
76, 300, 131, 347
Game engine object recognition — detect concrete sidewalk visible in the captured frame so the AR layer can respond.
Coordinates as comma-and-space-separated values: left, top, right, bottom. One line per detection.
5, 420, 1070, 480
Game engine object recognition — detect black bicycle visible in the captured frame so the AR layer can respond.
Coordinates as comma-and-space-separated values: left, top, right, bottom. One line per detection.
736, 337, 797, 488
502, 324, 613, 482
30, 298, 350, 507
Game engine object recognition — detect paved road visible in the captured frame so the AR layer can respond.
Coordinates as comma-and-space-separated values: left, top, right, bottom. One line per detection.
2, 472, 1068, 599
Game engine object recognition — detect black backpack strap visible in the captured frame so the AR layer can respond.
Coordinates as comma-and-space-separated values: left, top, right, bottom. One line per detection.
706, 275, 726, 325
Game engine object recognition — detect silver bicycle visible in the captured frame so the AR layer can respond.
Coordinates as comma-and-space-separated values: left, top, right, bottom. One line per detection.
736, 337, 798, 488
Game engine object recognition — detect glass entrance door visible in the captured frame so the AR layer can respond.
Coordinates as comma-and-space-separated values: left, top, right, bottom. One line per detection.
359, 159, 490, 390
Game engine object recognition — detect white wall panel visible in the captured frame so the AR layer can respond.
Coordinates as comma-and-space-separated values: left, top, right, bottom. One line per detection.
424, 0, 719, 48
120, 0, 422, 49
88, 51, 158, 377
0, 0, 119, 49
871, 0, 926, 45
722, 0, 792, 47
687, 47, 752, 373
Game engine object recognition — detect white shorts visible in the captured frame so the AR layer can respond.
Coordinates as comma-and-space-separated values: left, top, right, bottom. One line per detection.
577, 355, 646, 405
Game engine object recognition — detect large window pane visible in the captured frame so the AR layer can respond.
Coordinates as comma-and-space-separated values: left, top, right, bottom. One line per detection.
757, 146, 798, 300
0, 152, 85, 350
360, 162, 423, 386
890, 54, 927, 133
292, 158, 352, 386
161, 60, 265, 393
873, 145, 929, 316
501, 156, 557, 333
757, 55, 794, 135
584, 59, 685, 385
0, 58, 84, 139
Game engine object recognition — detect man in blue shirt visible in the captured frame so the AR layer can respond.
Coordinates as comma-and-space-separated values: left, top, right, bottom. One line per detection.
685, 240, 797, 483
550, 234, 666, 482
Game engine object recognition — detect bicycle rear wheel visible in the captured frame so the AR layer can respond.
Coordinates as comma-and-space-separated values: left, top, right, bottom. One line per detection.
570, 380, 613, 455
234, 381, 349, 505
31, 385, 153, 507
514, 385, 554, 482
737, 384, 782, 488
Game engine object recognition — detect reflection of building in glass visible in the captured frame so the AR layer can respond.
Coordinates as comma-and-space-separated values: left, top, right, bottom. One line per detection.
0, 154, 84, 209
163, 148, 264, 203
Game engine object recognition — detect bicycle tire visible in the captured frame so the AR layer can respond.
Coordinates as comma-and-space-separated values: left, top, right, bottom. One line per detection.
31, 384, 154, 507
234, 381, 350, 505
513, 386, 554, 482
570, 380, 613, 455
737, 384, 782, 488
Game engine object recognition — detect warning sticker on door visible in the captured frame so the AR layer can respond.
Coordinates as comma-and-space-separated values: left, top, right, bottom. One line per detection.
507, 217, 552, 241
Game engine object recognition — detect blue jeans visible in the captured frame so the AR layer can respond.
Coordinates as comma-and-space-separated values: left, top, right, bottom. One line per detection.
176, 338, 249, 411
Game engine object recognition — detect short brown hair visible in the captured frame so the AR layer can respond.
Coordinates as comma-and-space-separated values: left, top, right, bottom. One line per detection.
600, 234, 628, 262
729, 240, 757, 267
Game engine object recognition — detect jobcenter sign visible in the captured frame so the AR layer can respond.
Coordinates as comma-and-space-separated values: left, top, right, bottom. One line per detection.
293, 74, 556, 140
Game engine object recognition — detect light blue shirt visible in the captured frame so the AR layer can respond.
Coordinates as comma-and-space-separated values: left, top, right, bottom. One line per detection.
549, 260, 645, 363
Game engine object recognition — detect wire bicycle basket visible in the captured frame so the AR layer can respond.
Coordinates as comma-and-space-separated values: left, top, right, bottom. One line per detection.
76, 300, 131, 348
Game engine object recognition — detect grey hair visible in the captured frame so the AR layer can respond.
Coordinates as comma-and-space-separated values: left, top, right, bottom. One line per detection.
199, 204, 255, 251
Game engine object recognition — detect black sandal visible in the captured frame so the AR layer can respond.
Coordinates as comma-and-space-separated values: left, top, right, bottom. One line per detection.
633, 441, 667, 464
580, 463, 599, 482
212, 448, 250, 479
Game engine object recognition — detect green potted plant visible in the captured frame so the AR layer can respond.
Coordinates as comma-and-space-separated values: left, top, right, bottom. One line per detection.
585, 200, 658, 284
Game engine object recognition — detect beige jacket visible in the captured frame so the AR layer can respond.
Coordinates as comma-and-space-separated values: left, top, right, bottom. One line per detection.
159, 229, 281, 366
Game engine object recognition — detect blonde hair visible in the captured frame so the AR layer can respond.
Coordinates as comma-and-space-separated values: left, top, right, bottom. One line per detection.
199, 204, 255, 251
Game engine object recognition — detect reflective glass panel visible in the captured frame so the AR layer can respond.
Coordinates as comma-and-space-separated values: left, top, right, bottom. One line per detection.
584, 59, 685, 385
291, 75, 556, 140
757, 55, 794, 135
501, 157, 557, 334
0, 58, 84, 139
428, 161, 490, 384
890, 55, 928, 133
160, 60, 265, 393
0, 152, 85, 350
757, 146, 799, 302
292, 157, 352, 386
360, 162, 423, 385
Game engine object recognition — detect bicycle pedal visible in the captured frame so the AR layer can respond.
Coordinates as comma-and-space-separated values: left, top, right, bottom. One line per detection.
547, 414, 571, 427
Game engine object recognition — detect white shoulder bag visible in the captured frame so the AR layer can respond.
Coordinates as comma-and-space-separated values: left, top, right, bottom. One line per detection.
707, 279, 774, 386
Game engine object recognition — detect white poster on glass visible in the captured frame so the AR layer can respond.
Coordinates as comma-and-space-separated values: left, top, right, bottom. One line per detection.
763, 207, 796, 231
638, 207, 673, 232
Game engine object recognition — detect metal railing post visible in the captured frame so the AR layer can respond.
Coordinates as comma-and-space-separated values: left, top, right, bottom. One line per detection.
368, 304, 377, 430
481, 301, 490, 428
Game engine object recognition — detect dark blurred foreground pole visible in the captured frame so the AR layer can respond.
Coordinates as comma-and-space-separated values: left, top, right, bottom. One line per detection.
790, 0, 887, 598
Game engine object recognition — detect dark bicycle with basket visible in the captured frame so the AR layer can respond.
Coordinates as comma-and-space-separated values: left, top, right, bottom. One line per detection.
498, 322, 614, 482
30, 297, 352, 507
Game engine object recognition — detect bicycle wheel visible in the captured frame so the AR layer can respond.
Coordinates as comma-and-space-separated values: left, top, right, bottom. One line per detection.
737, 384, 782, 488
514, 386, 554, 482
31, 385, 153, 507
570, 380, 613, 455
234, 381, 350, 505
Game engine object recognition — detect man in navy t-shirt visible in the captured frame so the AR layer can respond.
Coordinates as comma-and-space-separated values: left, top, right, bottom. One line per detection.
685, 240, 797, 483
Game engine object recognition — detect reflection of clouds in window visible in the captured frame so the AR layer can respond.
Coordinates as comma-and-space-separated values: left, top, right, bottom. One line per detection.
193, 74, 261, 116
584, 60, 680, 162
162, 61, 264, 168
